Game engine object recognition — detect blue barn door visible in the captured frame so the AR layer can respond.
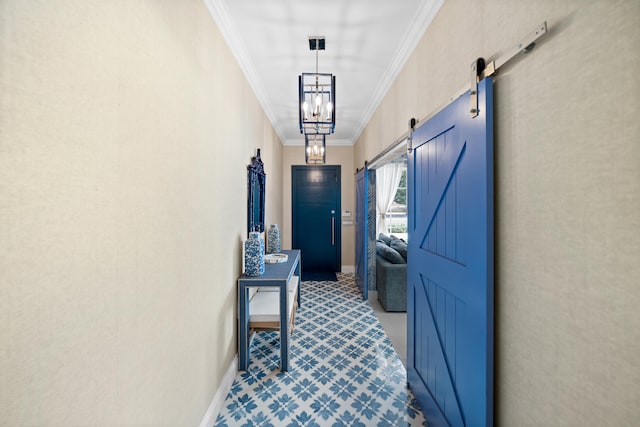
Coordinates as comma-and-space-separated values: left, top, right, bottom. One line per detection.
355, 168, 368, 300
407, 78, 494, 426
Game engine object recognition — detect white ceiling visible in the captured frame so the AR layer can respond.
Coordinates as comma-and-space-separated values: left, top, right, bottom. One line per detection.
204, 0, 444, 146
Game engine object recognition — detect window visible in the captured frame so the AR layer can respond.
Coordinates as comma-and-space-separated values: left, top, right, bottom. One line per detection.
387, 167, 407, 234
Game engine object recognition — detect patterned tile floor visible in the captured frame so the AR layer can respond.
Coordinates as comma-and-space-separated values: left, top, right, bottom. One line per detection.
215, 273, 427, 427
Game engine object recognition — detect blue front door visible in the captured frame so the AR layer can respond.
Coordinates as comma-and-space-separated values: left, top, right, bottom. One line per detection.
292, 165, 341, 275
407, 78, 494, 426
355, 168, 368, 300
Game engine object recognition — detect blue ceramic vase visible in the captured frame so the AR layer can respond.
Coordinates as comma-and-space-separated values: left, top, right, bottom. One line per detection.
245, 232, 265, 276
267, 224, 281, 254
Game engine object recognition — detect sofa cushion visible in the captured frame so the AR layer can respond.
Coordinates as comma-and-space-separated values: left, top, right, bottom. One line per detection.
390, 238, 408, 260
376, 241, 405, 264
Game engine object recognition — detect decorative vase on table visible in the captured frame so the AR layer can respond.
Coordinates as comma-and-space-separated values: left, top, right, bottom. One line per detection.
267, 224, 281, 254
244, 232, 265, 276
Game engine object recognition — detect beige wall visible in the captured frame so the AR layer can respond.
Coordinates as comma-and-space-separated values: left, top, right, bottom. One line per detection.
0, 1, 282, 426
355, 0, 640, 425
282, 145, 355, 270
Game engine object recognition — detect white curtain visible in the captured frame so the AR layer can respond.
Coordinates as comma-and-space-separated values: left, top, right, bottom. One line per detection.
376, 162, 403, 236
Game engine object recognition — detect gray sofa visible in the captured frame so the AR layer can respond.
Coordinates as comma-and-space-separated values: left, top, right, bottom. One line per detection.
375, 234, 407, 312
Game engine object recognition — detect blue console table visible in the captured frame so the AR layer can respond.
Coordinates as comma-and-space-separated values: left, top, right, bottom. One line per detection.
238, 249, 301, 371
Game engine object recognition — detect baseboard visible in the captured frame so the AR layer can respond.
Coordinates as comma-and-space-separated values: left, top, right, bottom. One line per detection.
341, 265, 355, 274
199, 355, 237, 427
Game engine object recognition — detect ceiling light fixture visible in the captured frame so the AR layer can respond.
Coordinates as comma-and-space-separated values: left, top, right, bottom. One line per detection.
299, 36, 335, 138
304, 134, 326, 165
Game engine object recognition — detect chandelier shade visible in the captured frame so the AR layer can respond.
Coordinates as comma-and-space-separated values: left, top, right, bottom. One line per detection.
304, 134, 326, 164
299, 72, 335, 135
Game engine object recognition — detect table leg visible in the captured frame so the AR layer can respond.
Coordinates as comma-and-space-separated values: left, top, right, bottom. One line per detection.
280, 281, 288, 371
239, 284, 249, 370
295, 257, 301, 307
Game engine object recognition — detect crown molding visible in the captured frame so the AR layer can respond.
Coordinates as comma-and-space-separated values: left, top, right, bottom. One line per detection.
203, 0, 286, 144
349, 0, 444, 143
284, 138, 353, 147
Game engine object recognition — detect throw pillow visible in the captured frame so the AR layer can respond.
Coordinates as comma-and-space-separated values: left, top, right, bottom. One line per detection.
390, 239, 408, 260
378, 233, 392, 245
376, 241, 405, 264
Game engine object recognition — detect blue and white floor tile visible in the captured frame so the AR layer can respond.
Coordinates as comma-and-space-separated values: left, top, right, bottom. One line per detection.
215, 273, 427, 426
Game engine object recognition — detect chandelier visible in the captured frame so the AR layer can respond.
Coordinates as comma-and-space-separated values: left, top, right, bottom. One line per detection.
299, 37, 335, 137
305, 134, 326, 164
